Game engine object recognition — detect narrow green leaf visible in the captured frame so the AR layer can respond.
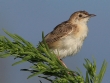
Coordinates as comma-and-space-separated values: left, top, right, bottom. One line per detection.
22, 56, 31, 60
98, 60, 107, 83
0, 53, 10, 58
3, 29, 18, 40
27, 70, 44, 79
42, 32, 52, 55
14, 34, 32, 46
12, 60, 26, 66
85, 71, 90, 83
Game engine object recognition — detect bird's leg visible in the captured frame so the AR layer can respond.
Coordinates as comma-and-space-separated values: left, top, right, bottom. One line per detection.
57, 57, 75, 76
57, 57, 67, 68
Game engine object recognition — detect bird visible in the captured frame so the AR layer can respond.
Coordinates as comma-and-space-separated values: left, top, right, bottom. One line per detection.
44, 11, 96, 67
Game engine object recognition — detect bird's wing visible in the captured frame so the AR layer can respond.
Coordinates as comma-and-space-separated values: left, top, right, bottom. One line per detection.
45, 21, 76, 44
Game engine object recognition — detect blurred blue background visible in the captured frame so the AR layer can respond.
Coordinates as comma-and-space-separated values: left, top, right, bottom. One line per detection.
0, 0, 110, 83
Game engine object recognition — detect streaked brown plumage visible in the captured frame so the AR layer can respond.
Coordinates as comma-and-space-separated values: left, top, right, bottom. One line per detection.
43, 11, 96, 67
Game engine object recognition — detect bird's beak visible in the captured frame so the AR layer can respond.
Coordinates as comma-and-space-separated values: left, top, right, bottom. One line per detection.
89, 14, 96, 17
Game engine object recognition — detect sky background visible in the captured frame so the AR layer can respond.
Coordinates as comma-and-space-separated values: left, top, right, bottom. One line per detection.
0, 0, 110, 83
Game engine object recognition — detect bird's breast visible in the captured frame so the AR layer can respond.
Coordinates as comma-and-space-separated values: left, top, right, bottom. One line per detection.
52, 24, 88, 59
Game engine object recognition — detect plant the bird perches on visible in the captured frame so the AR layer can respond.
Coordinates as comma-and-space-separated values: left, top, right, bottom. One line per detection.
0, 30, 107, 83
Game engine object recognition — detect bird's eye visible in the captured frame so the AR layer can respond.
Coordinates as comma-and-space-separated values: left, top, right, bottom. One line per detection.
79, 14, 82, 17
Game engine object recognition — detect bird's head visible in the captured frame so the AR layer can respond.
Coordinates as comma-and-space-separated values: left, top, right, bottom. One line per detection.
69, 11, 96, 24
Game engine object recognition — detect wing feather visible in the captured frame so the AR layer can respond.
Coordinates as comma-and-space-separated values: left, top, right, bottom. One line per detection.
45, 21, 76, 44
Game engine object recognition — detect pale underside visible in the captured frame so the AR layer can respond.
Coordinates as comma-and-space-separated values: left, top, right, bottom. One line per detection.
45, 21, 88, 59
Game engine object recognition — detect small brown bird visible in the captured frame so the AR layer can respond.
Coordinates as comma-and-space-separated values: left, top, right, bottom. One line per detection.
44, 11, 96, 67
